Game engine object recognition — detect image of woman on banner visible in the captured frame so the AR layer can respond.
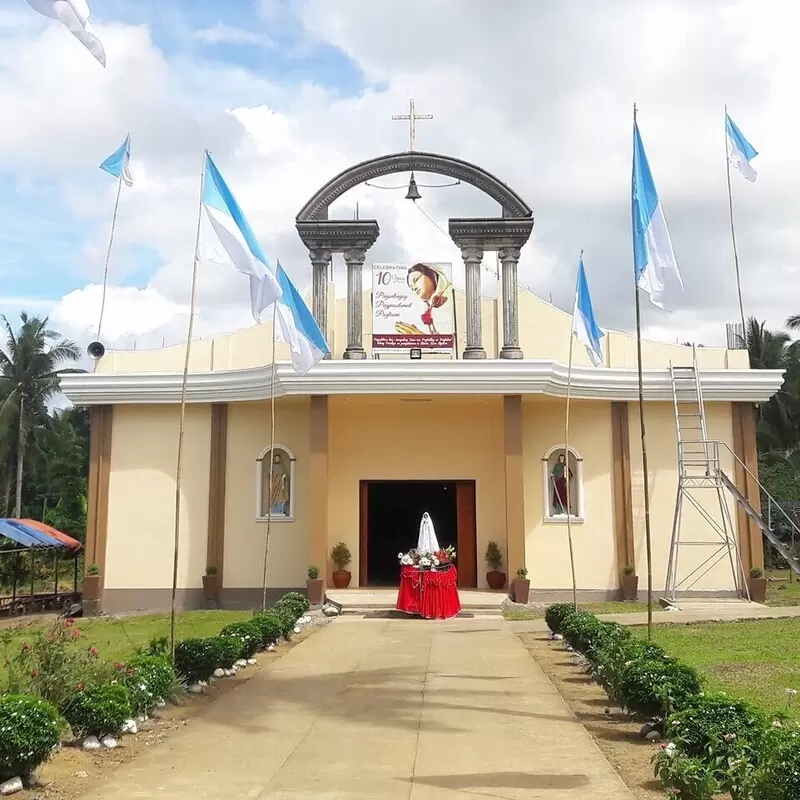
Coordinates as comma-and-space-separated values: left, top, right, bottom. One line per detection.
394, 263, 453, 336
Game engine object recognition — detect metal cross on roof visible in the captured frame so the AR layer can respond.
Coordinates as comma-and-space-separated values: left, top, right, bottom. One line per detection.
392, 98, 433, 152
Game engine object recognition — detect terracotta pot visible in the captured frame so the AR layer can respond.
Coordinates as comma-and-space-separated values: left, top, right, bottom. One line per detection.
747, 576, 767, 603
307, 578, 325, 605
512, 578, 530, 604
202, 574, 220, 601
332, 570, 351, 589
83, 575, 101, 601
486, 570, 506, 590
621, 574, 639, 602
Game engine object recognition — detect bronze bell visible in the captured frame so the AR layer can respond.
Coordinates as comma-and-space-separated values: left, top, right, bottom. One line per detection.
405, 172, 422, 201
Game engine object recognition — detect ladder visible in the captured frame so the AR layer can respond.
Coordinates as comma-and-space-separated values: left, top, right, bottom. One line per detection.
665, 348, 800, 601
665, 348, 748, 600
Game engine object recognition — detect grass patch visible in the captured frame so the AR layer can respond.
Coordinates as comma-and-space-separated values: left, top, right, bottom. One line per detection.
0, 610, 253, 683
647, 618, 800, 720
766, 568, 800, 606
503, 601, 648, 621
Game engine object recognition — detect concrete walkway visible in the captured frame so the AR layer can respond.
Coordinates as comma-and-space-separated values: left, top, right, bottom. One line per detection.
85, 617, 633, 799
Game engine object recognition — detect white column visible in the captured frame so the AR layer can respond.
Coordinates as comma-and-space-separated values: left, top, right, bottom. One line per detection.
343, 248, 366, 360
499, 246, 523, 359
309, 248, 331, 358
462, 246, 486, 360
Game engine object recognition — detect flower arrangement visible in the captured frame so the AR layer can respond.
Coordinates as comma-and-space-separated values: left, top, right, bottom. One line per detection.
398, 546, 456, 570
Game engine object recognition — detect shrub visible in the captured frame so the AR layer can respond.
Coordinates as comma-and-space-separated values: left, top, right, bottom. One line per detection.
755, 722, 800, 800
121, 655, 176, 715
485, 541, 503, 571
275, 591, 309, 622
251, 612, 282, 649
61, 684, 132, 738
220, 622, 262, 659
619, 655, 701, 720
0, 695, 63, 780
331, 542, 351, 571
652, 750, 718, 800
308, 565, 320, 580
174, 638, 222, 683
1, 618, 112, 706
561, 612, 603, 653
544, 603, 576, 634
215, 636, 243, 668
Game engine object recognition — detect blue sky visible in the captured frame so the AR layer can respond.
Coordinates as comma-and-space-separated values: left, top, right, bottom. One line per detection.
0, 0, 365, 313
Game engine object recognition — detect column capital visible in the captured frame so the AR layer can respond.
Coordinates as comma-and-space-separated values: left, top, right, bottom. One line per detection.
498, 246, 521, 262
461, 246, 484, 264
308, 247, 332, 265
343, 248, 366, 265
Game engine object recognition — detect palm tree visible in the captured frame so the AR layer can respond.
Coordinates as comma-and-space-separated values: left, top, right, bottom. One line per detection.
0, 313, 82, 517
787, 314, 800, 332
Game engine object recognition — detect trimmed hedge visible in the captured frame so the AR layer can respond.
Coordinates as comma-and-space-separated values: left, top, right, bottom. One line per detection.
174, 638, 223, 683
0, 695, 63, 780
220, 621, 262, 659
545, 604, 800, 800
251, 612, 282, 649
122, 655, 176, 715
60, 684, 132, 738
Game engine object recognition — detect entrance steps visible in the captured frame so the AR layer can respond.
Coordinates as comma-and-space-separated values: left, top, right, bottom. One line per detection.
325, 588, 507, 616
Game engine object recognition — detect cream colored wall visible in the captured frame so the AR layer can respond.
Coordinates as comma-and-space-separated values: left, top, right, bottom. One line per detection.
223, 400, 311, 589
95, 282, 743, 373
328, 396, 506, 587
105, 405, 211, 591
522, 400, 617, 589
627, 401, 739, 592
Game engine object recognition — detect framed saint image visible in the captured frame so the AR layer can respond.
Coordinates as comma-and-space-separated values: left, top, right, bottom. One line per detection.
372, 262, 454, 353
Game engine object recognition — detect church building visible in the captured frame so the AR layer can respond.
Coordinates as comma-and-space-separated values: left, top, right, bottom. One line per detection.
61, 149, 782, 614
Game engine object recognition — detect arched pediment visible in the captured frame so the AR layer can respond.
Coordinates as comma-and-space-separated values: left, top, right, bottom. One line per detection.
296, 151, 533, 222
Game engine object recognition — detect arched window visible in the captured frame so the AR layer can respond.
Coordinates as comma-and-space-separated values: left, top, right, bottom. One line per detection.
256, 445, 296, 522
541, 446, 584, 522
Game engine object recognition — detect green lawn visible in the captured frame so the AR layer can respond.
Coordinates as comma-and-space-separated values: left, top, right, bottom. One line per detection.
503, 601, 648, 621
766, 569, 800, 606
649, 619, 800, 720
0, 610, 253, 682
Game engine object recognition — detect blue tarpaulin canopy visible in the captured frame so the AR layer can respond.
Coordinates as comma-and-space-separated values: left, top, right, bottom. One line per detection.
0, 519, 67, 549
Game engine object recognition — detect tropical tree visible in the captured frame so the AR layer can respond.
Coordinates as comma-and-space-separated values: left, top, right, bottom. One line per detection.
0, 313, 83, 517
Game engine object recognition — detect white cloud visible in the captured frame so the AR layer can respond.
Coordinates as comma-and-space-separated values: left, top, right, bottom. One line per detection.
4, 0, 800, 358
193, 23, 273, 48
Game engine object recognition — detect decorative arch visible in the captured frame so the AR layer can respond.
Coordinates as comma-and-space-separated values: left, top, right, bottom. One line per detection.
541, 445, 585, 522
296, 151, 533, 222
256, 444, 297, 522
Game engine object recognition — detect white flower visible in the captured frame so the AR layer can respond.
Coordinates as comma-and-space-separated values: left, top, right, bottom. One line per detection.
433, 558, 440, 566
398, 552, 404, 559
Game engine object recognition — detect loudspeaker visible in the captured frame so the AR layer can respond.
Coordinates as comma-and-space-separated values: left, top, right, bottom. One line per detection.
87, 341, 105, 360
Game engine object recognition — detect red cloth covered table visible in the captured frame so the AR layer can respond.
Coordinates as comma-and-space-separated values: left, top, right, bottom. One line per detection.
396, 565, 461, 619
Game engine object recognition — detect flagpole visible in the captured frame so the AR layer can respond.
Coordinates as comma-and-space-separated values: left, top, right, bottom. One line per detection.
724, 105, 747, 341
261, 315, 278, 611
564, 254, 580, 611
170, 149, 208, 662
96, 169, 124, 346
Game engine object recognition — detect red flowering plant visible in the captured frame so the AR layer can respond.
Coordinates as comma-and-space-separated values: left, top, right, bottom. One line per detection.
0, 619, 113, 706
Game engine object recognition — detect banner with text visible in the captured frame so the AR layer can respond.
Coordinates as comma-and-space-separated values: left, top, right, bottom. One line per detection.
372, 262, 455, 353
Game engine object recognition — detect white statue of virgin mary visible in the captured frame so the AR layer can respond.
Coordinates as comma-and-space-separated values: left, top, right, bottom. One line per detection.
417, 512, 441, 555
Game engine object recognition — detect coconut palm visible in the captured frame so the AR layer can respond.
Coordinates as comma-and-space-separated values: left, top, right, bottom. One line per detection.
0, 313, 83, 517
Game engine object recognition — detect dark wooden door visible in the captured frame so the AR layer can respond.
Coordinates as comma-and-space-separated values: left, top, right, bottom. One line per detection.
359, 481, 368, 586
456, 481, 477, 587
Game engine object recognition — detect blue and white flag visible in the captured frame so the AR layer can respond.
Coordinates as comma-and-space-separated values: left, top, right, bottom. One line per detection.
274, 260, 330, 374
99, 134, 133, 187
200, 152, 282, 322
26, 0, 106, 67
572, 257, 605, 367
632, 120, 684, 310
726, 111, 758, 182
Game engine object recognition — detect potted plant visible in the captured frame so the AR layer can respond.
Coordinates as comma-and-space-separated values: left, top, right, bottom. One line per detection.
307, 565, 324, 605
512, 567, 530, 604
747, 566, 767, 603
331, 542, 352, 589
485, 541, 506, 590
620, 564, 639, 602
83, 563, 101, 601
202, 565, 220, 601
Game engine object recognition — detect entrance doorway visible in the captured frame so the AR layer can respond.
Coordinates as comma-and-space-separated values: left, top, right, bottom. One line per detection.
359, 480, 477, 587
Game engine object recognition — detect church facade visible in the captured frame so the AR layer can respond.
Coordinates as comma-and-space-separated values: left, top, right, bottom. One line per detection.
61, 149, 783, 614
62, 287, 781, 614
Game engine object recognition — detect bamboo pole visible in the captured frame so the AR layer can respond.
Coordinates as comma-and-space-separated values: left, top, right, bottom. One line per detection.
96, 169, 125, 346
564, 255, 580, 611
261, 318, 278, 611
169, 150, 208, 661
724, 105, 747, 340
